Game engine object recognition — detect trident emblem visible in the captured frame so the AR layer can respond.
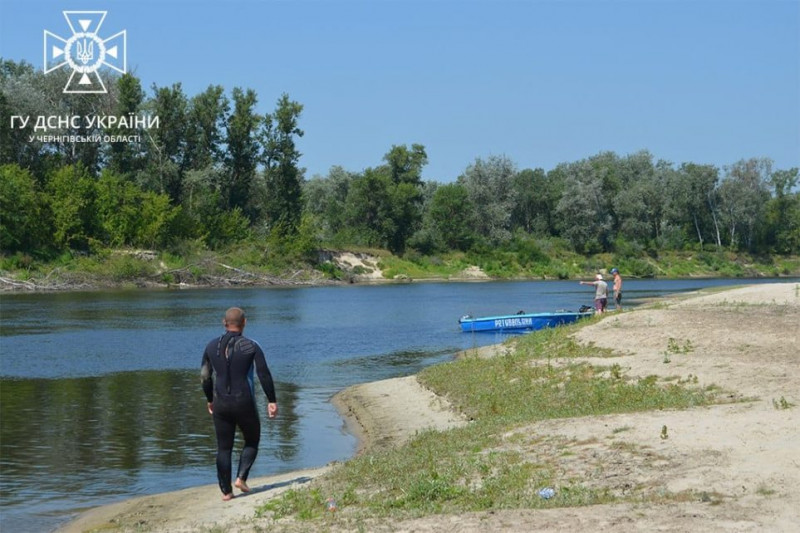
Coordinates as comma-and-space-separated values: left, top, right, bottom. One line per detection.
76, 38, 94, 65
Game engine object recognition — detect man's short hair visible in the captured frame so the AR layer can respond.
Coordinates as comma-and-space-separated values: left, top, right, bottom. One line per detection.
224, 307, 246, 327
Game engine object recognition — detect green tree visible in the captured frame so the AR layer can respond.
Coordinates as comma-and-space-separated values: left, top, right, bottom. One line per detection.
94, 170, 179, 248
0, 60, 41, 171
381, 144, 427, 253
612, 154, 670, 248
0, 60, 64, 178
425, 182, 474, 251
511, 168, 555, 236
261, 93, 304, 233
667, 163, 722, 250
95, 170, 144, 246
46, 164, 97, 250
384, 143, 427, 185
107, 73, 145, 176
0, 164, 48, 252
183, 166, 223, 216
180, 165, 250, 247
203, 206, 251, 250
142, 83, 188, 202
342, 168, 394, 248
765, 168, 800, 254
387, 181, 422, 254
457, 155, 517, 245
554, 158, 613, 253
224, 87, 260, 217
185, 85, 229, 171
138, 191, 181, 248
719, 158, 771, 250
303, 166, 353, 241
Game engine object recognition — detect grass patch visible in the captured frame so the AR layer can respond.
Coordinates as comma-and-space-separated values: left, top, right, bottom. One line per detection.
772, 396, 794, 410
420, 348, 710, 425
261, 427, 619, 524
662, 337, 694, 364
377, 253, 469, 280
258, 324, 722, 526
755, 484, 777, 496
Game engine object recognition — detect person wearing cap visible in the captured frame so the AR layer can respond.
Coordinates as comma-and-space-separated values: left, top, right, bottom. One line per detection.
611, 268, 623, 311
579, 274, 608, 313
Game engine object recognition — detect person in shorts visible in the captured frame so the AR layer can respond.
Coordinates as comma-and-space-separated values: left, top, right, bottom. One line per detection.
579, 274, 608, 313
611, 268, 623, 311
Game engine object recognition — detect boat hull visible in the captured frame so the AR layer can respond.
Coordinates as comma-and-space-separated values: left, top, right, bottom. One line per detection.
459, 311, 591, 333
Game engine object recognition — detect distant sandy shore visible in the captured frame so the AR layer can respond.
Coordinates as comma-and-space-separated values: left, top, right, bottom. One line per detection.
58, 282, 800, 532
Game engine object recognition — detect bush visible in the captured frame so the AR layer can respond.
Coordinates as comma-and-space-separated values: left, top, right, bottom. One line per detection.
657, 224, 687, 251
318, 261, 344, 280
106, 254, 157, 281
612, 237, 644, 258
0, 164, 50, 253
582, 238, 604, 255
205, 207, 251, 249
261, 219, 321, 270
0, 252, 34, 270
620, 258, 657, 278
407, 228, 442, 256
513, 237, 550, 266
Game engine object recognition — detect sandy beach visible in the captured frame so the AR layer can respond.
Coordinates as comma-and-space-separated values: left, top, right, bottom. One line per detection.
58, 282, 799, 532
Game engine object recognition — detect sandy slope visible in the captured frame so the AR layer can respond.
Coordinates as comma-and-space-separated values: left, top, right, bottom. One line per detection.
58, 283, 800, 532
330, 375, 469, 454
56, 468, 331, 533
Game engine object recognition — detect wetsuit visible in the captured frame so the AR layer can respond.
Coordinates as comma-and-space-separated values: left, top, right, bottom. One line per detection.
201, 331, 276, 496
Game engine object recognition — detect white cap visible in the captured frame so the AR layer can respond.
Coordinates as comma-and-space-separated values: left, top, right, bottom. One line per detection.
595, 274, 603, 280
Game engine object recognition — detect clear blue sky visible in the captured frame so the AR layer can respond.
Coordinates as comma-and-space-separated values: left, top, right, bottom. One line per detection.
1, 0, 798, 182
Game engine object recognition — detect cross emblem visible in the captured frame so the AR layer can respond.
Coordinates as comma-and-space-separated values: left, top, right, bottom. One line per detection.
44, 11, 127, 94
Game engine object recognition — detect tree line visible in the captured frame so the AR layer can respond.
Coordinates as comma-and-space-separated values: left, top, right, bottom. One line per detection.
2, 58, 798, 263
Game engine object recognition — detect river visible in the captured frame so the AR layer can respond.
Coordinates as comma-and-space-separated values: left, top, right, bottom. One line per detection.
0, 278, 793, 532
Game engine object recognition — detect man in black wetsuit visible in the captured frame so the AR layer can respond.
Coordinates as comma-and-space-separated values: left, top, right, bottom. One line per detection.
201, 307, 278, 501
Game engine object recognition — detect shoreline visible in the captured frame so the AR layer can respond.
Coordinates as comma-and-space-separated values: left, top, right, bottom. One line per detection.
55, 378, 473, 533
0, 273, 499, 295
55, 467, 332, 533
330, 374, 469, 455
57, 282, 800, 532
4, 268, 798, 296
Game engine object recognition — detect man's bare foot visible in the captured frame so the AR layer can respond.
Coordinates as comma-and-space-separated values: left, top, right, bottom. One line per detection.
221, 492, 234, 501
234, 478, 250, 493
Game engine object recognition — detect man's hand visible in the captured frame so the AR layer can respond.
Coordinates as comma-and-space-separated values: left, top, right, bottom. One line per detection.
267, 402, 278, 418
207, 402, 214, 414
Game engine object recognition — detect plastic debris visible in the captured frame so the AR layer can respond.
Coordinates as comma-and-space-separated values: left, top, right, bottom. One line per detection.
538, 487, 556, 499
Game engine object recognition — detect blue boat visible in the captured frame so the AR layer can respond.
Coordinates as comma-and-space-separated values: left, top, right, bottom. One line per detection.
459, 309, 592, 333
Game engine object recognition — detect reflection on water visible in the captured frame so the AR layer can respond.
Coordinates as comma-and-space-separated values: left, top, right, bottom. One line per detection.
0, 371, 305, 532
1, 290, 216, 336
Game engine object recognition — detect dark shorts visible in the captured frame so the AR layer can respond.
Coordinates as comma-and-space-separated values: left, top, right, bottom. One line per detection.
595, 298, 607, 311
615, 291, 622, 305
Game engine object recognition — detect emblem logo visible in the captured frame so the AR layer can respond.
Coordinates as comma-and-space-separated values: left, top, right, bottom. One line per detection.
44, 11, 127, 94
